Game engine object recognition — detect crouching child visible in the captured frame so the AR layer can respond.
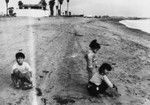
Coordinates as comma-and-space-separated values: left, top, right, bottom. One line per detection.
11, 52, 33, 90
87, 63, 119, 97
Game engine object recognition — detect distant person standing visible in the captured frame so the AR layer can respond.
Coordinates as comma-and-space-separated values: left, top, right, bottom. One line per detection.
11, 52, 33, 89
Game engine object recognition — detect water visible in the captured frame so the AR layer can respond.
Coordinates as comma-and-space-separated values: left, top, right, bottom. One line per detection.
120, 19, 150, 34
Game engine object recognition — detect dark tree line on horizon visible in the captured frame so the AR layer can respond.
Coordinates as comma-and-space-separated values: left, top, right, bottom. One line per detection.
18, 1, 23, 9
18, 0, 47, 10
39, 0, 47, 10
50, 0, 70, 16
5, 0, 9, 16
49, 0, 55, 16
58, 0, 64, 15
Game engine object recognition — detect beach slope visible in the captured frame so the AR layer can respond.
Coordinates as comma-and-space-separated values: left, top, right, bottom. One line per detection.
0, 17, 150, 105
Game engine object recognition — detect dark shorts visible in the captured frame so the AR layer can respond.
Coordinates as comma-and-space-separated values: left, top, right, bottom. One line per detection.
87, 81, 118, 97
87, 80, 109, 96
11, 70, 32, 85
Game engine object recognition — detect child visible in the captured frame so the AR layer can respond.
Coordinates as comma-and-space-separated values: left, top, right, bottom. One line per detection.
86, 39, 101, 80
11, 52, 33, 89
87, 63, 118, 97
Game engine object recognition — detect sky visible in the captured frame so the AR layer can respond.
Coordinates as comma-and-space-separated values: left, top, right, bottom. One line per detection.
0, 0, 150, 17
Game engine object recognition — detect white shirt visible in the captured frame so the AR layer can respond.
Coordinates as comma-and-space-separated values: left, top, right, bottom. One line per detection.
103, 75, 113, 88
90, 73, 113, 88
90, 72, 102, 85
12, 62, 32, 74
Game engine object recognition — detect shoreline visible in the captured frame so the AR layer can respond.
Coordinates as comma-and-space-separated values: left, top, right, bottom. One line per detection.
103, 19, 150, 47
119, 19, 150, 34
99, 19, 150, 62
102, 18, 150, 34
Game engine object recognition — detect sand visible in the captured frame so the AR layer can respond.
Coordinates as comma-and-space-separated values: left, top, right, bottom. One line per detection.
0, 17, 150, 105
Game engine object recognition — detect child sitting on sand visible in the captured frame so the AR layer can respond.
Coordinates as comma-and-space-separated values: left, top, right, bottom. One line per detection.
87, 63, 118, 97
11, 52, 33, 89
86, 39, 101, 80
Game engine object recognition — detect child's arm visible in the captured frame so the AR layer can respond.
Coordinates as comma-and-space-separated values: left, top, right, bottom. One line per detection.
25, 63, 32, 77
103, 75, 113, 88
87, 53, 94, 69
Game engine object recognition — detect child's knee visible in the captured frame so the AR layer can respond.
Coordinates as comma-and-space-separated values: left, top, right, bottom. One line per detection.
27, 72, 32, 78
13, 69, 19, 73
11, 71, 18, 79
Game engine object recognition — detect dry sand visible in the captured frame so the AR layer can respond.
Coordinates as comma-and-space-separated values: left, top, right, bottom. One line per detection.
0, 17, 150, 105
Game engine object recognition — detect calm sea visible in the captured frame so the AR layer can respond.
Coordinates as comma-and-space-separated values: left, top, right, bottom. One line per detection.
120, 19, 150, 34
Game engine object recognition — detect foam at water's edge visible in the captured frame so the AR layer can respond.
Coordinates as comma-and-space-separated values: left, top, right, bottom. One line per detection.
120, 19, 150, 34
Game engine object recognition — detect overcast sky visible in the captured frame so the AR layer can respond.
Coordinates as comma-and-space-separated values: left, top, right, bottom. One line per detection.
0, 0, 150, 17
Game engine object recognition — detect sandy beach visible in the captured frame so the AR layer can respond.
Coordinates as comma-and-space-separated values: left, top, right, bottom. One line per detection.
0, 17, 150, 105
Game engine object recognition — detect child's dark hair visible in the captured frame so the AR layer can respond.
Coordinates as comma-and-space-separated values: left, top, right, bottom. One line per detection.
98, 63, 112, 75
89, 39, 100, 50
15, 52, 25, 59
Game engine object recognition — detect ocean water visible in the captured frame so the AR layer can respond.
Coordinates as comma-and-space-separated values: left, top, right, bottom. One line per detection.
120, 19, 150, 34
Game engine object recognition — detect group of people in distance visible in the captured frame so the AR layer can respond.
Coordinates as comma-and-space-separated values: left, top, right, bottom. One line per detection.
11, 39, 118, 97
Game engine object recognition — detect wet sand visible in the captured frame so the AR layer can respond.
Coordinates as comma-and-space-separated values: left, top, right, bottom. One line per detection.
0, 17, 150, 105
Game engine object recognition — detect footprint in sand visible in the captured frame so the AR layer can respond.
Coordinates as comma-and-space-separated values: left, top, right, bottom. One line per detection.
143, 98, 150, 105
70, 53, 79, 58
